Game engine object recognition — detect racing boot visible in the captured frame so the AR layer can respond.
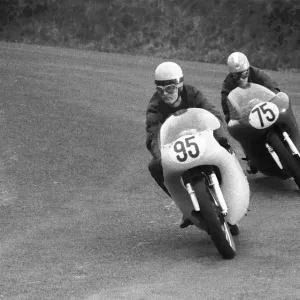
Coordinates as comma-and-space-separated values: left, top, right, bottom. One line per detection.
180, 215, 193, 228
246, 160, 258, 175
242, 157, 258, 174
227, 222, 240, 236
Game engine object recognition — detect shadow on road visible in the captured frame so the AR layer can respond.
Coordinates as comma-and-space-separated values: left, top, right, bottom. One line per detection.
248, 174, 299, 199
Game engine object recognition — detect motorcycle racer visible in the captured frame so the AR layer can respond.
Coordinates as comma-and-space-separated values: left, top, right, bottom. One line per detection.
221, 52, 281, 174
146, 61, 238, 234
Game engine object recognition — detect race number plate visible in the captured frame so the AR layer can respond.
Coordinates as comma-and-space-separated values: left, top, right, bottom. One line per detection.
169, 134, 205, 163
249, 101, 279, 129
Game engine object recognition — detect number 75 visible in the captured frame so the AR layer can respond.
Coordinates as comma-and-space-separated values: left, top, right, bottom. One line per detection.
251, 103, 276, 128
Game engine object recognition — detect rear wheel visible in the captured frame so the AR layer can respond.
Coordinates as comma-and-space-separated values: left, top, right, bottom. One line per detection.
191, 179, 236, 259
268, 131, 300, 188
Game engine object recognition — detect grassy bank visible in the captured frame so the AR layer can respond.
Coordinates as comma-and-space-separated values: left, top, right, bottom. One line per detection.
1, 0, 300, 70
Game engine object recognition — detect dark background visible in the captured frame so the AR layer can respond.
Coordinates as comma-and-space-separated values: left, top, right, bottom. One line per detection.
1, 0, 300, 70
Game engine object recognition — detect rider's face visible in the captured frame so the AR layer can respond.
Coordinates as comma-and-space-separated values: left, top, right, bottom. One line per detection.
156, 84, 181, 107
231, 69, 249, 88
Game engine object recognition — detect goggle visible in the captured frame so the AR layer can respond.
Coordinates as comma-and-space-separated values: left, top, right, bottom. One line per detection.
232, 69, 249, 80
156, 84, 178, 94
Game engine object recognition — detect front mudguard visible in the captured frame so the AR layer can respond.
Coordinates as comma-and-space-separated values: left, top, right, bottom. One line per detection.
164, 149, 249, 226
266, 129, 300, 180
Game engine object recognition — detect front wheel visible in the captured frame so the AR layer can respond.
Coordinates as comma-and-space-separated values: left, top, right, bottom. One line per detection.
191, 179, 236, 259
268, 131, 300, 188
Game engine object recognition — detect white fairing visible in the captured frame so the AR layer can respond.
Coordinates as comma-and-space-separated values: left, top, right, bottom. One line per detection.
160, 108, 250, 226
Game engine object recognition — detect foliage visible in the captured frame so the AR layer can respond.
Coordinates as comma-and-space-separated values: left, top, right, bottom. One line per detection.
1, 0, 300, 69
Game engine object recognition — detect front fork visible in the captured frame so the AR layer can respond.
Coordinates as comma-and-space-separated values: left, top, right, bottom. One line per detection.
266, 130, 300, 169
185, 170, 228, 216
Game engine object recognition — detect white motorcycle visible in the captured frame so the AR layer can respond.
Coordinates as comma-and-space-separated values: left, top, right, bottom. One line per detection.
160, 108, 250, 259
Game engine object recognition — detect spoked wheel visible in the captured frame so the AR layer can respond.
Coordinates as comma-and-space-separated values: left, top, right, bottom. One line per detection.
268, 131, 300, 189
191, 179, 236, 259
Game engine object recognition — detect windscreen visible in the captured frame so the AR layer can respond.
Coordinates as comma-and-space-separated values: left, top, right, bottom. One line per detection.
228, 83, 276, 120
159, 108, 220, 146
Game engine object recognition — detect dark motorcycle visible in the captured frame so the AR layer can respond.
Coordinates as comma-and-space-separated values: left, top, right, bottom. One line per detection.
227, 82, 300, 187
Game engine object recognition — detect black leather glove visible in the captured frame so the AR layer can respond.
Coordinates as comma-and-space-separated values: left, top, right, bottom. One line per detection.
217, 136, 229, 147
217, 137, 234, 154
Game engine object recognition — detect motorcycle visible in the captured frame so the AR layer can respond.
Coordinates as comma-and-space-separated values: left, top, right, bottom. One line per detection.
227, 83, 300, 188
159, 107, 250, 259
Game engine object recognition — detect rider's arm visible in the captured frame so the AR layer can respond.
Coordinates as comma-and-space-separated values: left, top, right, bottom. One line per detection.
251, 66, 281, 93
221, 80, 231, 123
146, 97, 163, 161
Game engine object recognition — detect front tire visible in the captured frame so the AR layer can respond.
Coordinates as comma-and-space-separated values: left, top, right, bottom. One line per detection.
268, 131, 300, 188
191, 179, 236, 259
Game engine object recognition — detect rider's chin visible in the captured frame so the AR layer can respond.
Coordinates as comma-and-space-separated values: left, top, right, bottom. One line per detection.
171, 97, 182, 107
165, 95, 181, 107
239, 78, 248, 88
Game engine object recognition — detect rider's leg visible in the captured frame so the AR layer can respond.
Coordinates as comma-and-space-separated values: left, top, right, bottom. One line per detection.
148, 157, 170, 197
148, 158, 192, 228
240, 147, 258, 174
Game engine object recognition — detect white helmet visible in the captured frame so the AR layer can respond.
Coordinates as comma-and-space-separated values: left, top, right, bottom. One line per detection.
154, 62, 184, 86
227, 52, 250, 73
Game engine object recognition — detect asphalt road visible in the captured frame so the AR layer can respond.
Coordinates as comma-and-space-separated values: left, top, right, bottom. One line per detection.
1, 42, 300, 300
